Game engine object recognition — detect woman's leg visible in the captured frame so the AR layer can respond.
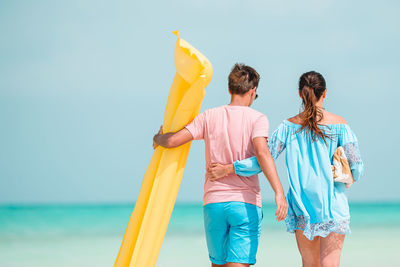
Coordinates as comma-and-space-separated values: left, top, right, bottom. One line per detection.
295, 230, 321, 267
226, 263, 249, 267
319, 232, 345, 267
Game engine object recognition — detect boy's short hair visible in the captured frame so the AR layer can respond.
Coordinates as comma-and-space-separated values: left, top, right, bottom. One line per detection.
228, 63, 260, 95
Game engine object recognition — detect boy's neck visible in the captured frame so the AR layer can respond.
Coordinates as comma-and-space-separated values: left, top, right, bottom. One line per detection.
229, 94, 251, 107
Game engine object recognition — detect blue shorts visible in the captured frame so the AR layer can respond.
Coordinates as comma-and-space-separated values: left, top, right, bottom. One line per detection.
203, 201, 263, 265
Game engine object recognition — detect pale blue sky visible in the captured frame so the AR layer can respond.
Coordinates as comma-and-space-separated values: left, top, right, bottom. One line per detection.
1, 0, 399, 204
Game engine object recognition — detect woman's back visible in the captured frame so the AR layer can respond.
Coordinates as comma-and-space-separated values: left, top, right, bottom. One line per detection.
285, 110, 351, 164
284, 110, 363, 178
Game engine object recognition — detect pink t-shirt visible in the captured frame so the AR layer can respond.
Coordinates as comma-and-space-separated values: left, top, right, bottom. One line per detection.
185, 105, 269, 207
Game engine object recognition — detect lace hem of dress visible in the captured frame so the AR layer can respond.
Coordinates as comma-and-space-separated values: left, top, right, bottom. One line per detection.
285, 214, 351, 240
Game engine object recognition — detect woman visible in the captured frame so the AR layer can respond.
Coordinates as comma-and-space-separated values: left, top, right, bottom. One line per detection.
207, 71, 364, 267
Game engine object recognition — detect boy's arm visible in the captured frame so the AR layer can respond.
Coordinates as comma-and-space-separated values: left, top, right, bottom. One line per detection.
253, 137, 288, 221
153, 128, 194, 148
154, 110, 205, 149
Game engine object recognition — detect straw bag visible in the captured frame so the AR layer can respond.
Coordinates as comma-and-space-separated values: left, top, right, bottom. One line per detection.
332, 146, 354, 188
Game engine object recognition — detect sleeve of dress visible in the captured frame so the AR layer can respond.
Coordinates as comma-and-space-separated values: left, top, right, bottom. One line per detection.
268, 123, 287, 160
339, 125, 364, 181
233, 156, 262, 177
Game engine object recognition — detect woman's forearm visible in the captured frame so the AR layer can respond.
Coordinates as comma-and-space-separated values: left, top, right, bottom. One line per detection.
233, 157, 262, 177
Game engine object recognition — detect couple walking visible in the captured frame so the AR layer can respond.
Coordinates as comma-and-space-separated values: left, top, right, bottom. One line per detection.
153, 64, 364, 267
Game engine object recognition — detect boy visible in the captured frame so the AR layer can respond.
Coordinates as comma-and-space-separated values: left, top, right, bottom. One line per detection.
153, 64, 287, 267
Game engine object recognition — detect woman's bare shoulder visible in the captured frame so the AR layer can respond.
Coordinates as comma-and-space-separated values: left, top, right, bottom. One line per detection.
287, 115, 302, 124
287, 112, 347, 125
322, 110, 347, 124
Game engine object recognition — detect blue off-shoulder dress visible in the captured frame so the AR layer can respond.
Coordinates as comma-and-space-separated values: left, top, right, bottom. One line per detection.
233, 120, 364, 240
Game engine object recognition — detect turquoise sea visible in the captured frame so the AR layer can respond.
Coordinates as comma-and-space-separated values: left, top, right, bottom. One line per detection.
1, 203, 400, 267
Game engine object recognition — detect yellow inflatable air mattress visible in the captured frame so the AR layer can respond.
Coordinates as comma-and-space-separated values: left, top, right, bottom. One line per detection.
115, 31, 213, 267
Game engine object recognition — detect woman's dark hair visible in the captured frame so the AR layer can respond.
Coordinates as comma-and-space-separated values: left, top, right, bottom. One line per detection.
228, 63, 260, 95
298, 71, 329, 141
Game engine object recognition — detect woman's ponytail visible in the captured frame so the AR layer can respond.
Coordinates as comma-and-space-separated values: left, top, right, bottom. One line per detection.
298, 71, 329, 141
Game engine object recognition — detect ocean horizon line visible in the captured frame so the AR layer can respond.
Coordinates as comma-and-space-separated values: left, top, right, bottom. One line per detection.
1, 200, 400, 208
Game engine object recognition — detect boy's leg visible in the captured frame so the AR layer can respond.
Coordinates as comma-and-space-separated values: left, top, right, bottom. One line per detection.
295, 230, 320, 267
204, 203, 229, 266
226, 202, 262, 266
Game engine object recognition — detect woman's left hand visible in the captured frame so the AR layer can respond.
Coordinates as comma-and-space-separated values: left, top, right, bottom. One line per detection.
207, 163, 234, 181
